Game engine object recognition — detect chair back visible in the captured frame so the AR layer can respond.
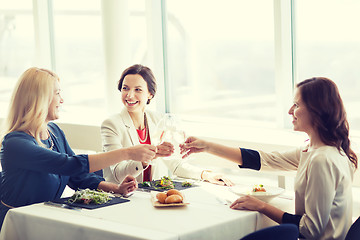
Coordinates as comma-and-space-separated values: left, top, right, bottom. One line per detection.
345, 216, 360, 240
241, 224, 299, 240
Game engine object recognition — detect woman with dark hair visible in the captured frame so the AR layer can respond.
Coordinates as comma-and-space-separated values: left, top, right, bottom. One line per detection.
101, 64, 233, 185
180, 77, 357, 240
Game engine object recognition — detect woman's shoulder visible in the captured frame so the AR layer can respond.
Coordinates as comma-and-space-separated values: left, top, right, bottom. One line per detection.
102, 109, 129, 126
309, 146, 348, 167
48, 122, 64, 136
3, 131, 33, 141
101, 112, 126, 131
1, 131, 36, 150
145, 110, 162, 123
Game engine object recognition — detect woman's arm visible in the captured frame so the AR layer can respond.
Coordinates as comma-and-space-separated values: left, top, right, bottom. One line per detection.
101, 118, 147, 182
230, 195, 285, 223
88, 144, 156, 173
3, 132, 155, 175
180, 136, 243, 165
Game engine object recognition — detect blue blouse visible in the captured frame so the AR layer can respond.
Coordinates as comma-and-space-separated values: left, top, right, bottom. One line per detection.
0, 122, 104, 229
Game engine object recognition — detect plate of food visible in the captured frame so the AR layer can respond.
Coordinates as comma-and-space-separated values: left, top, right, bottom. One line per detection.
52, 188, 129, 209
139, 176, 195, 192
151, 189, 189, 207
229, 184, 284, 202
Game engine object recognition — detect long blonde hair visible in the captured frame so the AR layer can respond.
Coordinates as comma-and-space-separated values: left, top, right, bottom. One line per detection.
1, 67, 59, 147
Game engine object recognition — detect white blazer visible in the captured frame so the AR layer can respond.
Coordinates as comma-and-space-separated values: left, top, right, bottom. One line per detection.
101, 108, 203, 183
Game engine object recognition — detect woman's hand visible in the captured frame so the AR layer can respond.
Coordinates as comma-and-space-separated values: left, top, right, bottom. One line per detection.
230, 195, 284, 224
201, 171, 234, 186
154, 142, 174, 159
127, 144, 157, 163
97, 175, 138, 196
230, 195, 266, 212
116, 175, 138, 196
180, 136, 208, 158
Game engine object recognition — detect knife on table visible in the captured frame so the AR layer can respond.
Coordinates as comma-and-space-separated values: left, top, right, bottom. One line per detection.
44, 201, 82, 211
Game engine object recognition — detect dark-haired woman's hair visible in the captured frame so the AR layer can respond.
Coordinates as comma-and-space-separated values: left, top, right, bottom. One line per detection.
297, 77, 357, 168
118, 64, 157, 104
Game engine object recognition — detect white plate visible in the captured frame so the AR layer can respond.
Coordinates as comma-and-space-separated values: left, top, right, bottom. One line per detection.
229, 185, 284, 202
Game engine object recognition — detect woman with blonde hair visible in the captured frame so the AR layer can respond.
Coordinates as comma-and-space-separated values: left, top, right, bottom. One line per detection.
0, 67, 156, 229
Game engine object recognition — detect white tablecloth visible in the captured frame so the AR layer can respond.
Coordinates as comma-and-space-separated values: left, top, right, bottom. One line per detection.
0, 182, 294, 240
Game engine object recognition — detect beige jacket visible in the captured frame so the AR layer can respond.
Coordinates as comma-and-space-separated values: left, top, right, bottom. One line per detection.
101, 108, 203, 183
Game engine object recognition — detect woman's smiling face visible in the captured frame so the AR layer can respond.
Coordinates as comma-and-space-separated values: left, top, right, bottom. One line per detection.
288, 88, 314, 134
46, 80, 63, 122
121, 74, 153, 114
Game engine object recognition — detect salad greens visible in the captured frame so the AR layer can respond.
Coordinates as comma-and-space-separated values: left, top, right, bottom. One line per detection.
140, 176, 193, 190
154, 176, 175, 190
68, 189, 113, 205
141, 181, 151, 187
181, 181, 192, 187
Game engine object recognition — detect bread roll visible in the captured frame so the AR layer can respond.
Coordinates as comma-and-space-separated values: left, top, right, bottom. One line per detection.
167, 189, 182, 197
156, 192, 167, 204
165, 194, 183, 204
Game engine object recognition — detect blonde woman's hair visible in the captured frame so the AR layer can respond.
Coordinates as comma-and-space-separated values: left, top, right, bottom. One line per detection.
1, 67, 59, 147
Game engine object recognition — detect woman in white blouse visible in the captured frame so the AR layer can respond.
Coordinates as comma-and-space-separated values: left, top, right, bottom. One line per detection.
101, 64, 232, 186
180, 77, 357, 240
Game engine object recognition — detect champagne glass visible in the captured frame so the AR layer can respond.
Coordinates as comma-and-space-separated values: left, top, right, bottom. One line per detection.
154, 113, 186, 146
153, 114, 187, 177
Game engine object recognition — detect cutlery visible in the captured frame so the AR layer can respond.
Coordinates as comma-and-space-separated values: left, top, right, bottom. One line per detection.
112, 192, 134, 198
44, 201, 82, 211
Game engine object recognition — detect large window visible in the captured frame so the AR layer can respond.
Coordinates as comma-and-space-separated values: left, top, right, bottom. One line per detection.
165, 0, 278, 128
1, 0, 360, 143
52, 0, 106, 123
0, 1, 34, 113
52, 0, 148, 124
295, 0, 360, 135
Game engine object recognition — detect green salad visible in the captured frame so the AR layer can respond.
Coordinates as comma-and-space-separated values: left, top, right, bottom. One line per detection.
141, 181, 151, 187
181, 181, 192, 187
154, 176, 175, 190
68, 189, 113, 205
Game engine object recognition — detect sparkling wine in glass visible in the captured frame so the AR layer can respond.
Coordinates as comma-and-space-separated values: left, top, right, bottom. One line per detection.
154, 113, 186, 161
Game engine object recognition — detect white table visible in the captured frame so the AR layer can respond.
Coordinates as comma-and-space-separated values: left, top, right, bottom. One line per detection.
0, 182, 294, 240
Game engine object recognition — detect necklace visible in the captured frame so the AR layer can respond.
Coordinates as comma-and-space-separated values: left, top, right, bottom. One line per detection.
47, 130, 54, 150
138, 113, 149, 144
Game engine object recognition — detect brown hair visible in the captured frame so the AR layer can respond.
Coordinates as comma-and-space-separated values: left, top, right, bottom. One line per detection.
118, 64, 157, 104
297, 77, 357, 168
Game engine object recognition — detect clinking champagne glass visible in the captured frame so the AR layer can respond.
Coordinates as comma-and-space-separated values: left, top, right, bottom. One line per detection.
153, 113, 186, 164
149, 115, 182, 166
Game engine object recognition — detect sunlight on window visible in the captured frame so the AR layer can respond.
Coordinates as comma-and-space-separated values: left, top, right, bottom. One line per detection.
0, 1, 34, 114
295, 0, 360, 134
166, 0, 276, 128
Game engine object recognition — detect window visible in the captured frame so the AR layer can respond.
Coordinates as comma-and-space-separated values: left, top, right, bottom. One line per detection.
295, 0, 360, 136
0, 1, 34, 113
52, 0, 149, 124
165, 0, 279, 129
52, 0, 106, 124
1, 0, 360, 144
